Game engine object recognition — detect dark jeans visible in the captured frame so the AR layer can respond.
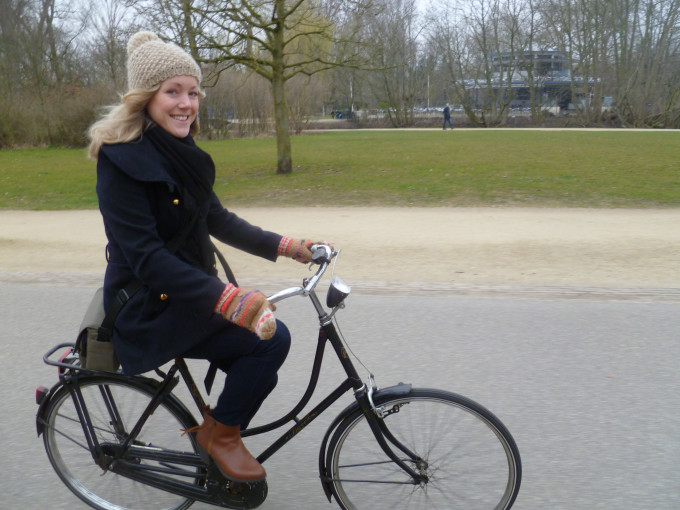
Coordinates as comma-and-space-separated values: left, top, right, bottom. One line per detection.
443, 118, 454, 129
184, 319, 291, 429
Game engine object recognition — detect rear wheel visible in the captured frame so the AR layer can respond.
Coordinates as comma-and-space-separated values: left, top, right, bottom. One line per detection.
43, 376, 201, 510
326, 388, 521, 510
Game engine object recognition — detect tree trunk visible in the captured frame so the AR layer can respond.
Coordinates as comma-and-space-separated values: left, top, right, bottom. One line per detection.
271, 1, 292, 175
272, 66, 292, 174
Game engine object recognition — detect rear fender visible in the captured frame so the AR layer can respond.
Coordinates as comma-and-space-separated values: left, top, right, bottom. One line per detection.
36, 381, 65, 436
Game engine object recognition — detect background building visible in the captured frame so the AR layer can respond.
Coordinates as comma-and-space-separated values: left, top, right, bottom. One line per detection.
465, 50, 597, 112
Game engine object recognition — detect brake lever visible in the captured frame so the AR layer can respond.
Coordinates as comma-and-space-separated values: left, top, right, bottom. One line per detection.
311, 244, 333, 264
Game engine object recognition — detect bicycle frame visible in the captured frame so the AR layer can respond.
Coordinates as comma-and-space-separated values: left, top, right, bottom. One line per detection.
37, 249, 427, 508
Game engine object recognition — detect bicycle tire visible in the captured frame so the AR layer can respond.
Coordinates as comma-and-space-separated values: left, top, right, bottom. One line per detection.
43, 375, 201, 510
326, 388, 521, 510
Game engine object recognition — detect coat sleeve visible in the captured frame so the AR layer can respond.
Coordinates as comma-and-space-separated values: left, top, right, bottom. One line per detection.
206, 192, 282, 262
97, 155, 225, 315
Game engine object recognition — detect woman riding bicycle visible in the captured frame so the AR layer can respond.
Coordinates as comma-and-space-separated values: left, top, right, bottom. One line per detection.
87, 31, 323, 484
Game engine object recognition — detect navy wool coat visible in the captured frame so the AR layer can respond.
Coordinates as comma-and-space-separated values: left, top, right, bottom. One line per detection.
97, 135, 282, 374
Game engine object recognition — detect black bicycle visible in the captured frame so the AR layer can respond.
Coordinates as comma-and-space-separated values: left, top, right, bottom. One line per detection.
36, 245, 522, 510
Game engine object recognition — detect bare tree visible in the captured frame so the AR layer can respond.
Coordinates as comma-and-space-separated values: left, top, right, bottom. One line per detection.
427, 0, 534, 126
426, 1, 475, 122
0, 0, 29, 91
539, 0, 614, 122
128, 0, 375, 174
522, 0, 543, 120
363, 0, 424, 127
202, 68, 272, 137
0, 0, 97, 146
87, 0, 136, 90
609, 0, 680, 126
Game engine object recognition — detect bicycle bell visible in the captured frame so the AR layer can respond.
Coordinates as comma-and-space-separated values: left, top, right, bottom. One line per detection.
326, 276, 351, 308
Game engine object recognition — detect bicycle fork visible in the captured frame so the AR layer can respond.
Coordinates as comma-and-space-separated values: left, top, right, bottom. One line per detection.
321, 323, 428, 486
356, 381, 428, 485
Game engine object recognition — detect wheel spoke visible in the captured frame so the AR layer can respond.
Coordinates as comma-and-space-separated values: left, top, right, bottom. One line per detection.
44, 416, 91, 452
331, 479, 418, 485
337, 458, 414, 469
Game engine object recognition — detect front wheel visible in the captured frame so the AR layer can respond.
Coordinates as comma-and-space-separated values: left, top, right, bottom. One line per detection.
326, 388, 521, 510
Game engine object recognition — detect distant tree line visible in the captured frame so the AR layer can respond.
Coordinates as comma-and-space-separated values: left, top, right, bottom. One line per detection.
1, 0, 679, 151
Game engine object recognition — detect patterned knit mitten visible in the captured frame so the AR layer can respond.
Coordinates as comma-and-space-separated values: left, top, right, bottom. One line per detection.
278, 237, 332, 264
215, 284, 276, 340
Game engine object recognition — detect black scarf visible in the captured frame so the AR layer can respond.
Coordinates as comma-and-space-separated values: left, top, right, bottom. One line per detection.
145, 124, 215, 208
145, 124, 217, 271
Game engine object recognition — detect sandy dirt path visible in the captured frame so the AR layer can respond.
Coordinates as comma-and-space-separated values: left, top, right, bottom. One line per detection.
1, 208, 679, 299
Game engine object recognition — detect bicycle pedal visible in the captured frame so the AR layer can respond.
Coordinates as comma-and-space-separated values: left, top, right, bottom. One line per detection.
206, 469, 268, 509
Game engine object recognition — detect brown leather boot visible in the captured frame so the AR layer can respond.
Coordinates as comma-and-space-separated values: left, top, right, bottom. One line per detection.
187, 406, 266, 482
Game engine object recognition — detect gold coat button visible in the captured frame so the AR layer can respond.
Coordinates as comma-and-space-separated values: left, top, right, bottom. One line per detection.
172, 199, 180, 205
160, 293, 168, 301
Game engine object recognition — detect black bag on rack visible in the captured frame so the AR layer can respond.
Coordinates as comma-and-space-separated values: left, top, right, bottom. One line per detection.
76, 287, 119, 371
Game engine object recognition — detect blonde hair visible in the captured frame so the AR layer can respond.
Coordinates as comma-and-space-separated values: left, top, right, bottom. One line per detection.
87, 86, 203, 159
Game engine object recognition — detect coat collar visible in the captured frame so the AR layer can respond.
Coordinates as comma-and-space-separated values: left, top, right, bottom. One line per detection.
100, 134, 177, 187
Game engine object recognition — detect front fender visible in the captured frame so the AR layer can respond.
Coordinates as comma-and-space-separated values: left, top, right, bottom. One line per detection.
317, 382, 412, 502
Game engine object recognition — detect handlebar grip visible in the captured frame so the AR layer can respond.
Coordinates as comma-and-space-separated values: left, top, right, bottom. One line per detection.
311, 244, 332, 264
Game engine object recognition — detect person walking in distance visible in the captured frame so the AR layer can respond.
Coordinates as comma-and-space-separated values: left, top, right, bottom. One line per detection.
88, 31, 329, 484
443, 103, 454, 130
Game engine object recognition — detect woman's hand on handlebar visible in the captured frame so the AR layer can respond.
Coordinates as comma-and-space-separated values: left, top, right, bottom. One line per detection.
265, 244, 338, 305
278, 237, 333, 264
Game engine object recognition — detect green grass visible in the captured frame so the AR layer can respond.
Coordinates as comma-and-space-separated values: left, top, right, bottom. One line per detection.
1, 130, 679, 209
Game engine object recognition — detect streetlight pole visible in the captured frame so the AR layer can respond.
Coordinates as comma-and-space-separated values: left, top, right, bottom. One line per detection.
427, 73, 430, 110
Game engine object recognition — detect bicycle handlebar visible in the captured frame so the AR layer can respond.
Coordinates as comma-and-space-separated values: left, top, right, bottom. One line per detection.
267, 244, 336, 305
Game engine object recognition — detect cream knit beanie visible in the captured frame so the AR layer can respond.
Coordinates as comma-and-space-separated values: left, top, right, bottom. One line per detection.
127, 31, 202, 91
